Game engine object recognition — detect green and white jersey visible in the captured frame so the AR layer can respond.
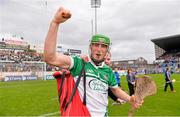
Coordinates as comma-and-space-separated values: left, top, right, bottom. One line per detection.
69, 56, 118, 116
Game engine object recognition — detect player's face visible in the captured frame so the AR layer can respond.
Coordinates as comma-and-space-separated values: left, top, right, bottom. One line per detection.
105, 53, 111, 65
90, 43, 108, 62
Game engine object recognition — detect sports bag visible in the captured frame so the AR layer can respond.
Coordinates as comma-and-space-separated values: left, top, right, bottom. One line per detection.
53, 62, 90, 116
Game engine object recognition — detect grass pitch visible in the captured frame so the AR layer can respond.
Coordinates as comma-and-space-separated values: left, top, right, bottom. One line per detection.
108, 74, 180, 116
0, 74, 180, 116
0, 80, 59, 116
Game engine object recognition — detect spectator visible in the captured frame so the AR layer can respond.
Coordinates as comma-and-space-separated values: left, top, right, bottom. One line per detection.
164, 67, 176, 92
104, 51, 111, 65
114, 67, 121, 87
126, 68, 136, 96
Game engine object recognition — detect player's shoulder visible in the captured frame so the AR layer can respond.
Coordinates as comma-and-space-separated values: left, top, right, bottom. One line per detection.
102, 64, 113, 72
71, 55, 84, 63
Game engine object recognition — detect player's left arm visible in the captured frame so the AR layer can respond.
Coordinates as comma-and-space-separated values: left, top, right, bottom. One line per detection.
110, 87, 130, 102
110, 87, 142, 109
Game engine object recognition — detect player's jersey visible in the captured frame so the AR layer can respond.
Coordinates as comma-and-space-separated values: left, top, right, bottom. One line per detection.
69, 56, 117, 116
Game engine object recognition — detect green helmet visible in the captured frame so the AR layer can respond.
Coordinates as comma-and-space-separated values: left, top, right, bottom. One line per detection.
90, 34, 111, 46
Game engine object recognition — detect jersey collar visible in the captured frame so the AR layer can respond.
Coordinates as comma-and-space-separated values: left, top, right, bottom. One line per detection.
88, 56, 105, 69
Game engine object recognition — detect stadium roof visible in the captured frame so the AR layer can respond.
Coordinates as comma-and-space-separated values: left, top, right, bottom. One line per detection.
151, 34, 180, 51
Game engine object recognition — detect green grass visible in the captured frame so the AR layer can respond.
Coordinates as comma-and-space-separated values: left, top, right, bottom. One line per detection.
0, 74, 180, 116
108, 74, 180, 116
0, 80, 60, 116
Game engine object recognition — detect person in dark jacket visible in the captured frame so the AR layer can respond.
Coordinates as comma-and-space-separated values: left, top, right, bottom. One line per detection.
105, 53, 126, 104
164, 67, 176, 92
126, 68, 136, 96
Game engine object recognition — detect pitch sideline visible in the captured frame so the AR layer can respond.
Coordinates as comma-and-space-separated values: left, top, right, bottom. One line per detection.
38, 111, 60, 117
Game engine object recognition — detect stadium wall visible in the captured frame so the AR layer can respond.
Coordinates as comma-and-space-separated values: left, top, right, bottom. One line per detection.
0, 61, 46, 81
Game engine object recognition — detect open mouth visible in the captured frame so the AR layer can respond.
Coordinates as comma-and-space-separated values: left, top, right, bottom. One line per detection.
96, 53, 101, 57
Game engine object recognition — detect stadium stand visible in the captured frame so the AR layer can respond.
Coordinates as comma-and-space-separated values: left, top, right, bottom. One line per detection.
0, 50, 43, 62
151, 34, 180, 73
0, 35, 57, 81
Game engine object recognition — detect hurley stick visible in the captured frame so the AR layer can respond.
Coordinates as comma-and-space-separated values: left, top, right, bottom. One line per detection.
128, 76, 157, 116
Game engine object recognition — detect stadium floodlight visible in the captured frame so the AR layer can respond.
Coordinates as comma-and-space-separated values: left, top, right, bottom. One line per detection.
91, 0, 101, 34
91, 0, 101, 8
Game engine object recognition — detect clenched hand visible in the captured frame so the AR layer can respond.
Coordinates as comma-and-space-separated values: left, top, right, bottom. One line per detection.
53, 7, 71, 24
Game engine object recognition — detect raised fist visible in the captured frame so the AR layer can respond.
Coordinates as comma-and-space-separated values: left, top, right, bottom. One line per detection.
53, 7, 71, 24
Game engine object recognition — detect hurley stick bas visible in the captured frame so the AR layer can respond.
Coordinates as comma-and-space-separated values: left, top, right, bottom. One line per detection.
128, 75, 157, 116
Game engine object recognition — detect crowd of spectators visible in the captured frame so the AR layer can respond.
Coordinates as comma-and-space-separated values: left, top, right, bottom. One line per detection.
1, 49, 179, 72
0, 49, 43, 62
0, 62, 43, 72
0, 49, 60, 72
156, 53, 179, 73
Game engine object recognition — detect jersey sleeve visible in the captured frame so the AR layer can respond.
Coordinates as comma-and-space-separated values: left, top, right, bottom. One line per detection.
69, 56, 83, 77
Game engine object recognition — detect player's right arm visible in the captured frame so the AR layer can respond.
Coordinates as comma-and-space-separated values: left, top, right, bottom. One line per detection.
44, 7, 72, 69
